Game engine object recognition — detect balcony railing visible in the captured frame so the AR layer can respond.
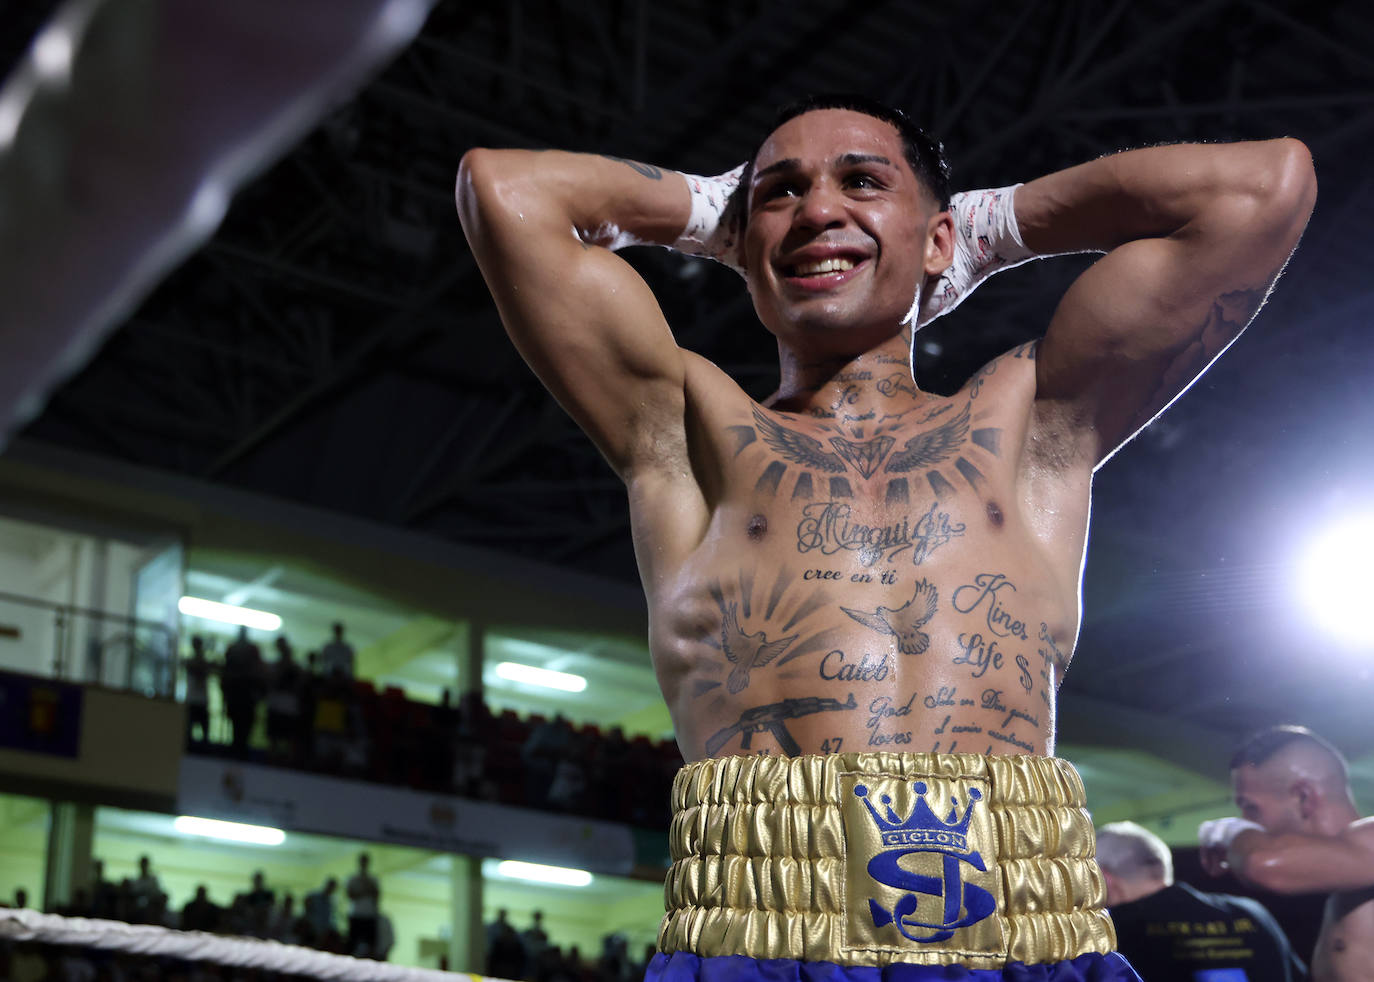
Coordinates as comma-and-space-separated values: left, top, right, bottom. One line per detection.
0, 591, 177, 698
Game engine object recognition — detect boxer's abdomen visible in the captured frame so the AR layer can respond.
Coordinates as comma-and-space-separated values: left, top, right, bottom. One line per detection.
651, 489, 1079, 762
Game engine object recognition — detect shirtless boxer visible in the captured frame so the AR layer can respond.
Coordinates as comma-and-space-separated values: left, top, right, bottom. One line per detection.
1201, 725, 1374, 982
458, 94, 1315, 978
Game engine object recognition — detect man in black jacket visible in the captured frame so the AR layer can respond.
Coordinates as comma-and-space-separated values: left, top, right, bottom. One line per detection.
1099, 821, 1305, 981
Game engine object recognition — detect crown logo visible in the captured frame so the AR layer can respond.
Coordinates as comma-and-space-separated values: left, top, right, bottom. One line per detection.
853, 781, 983, 854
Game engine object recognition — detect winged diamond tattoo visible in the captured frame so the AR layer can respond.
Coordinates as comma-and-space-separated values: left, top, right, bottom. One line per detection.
883, 403, 970, 473
750, 403, 970, 479
841, 579, 939, 655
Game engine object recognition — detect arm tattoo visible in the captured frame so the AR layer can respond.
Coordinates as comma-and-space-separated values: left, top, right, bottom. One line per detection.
603, 155, 663, 180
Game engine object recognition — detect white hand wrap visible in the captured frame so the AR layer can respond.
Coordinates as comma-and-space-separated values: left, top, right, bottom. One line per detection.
673, 164, 746, 273
1198, 817, 1266, 850
912, 183, 1035, 328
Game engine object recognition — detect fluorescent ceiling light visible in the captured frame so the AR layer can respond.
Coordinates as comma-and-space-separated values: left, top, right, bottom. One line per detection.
178, 596, 282, 632
494, 860, 592, 887
173, 816, 285, 846
494, 661, 586, 692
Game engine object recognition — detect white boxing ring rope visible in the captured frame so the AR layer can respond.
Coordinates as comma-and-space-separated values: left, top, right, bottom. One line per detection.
0, 908, 493, 982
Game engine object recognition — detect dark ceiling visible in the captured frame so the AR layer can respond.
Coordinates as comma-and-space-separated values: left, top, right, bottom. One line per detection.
8, 0, 1374, 761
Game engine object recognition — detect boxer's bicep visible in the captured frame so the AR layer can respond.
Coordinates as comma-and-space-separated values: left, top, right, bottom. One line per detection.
459, 152, 689, 480
1035, 166, 1314, 468
1244, 825, 1374, 893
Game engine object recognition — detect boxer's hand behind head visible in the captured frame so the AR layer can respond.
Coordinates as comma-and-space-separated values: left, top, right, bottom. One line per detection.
674, 164, 748, 275
915, 185, 1036, 328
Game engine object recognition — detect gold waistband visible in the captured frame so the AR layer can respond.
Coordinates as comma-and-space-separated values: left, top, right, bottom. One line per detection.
659, 752, 1115, 969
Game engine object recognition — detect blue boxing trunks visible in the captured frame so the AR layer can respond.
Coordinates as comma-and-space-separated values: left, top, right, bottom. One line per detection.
649, 752, 1141, 981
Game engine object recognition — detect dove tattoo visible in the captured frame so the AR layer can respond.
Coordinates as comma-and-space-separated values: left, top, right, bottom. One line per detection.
721, 601, 798, 694
841, 579, 939, 655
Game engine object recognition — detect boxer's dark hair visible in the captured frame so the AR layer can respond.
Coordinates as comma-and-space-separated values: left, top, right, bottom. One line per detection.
1230, 724, 1349, 780
731, 93, 952, 231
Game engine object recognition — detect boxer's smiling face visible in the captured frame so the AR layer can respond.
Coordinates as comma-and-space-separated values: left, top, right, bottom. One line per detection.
744, 109, 946, 353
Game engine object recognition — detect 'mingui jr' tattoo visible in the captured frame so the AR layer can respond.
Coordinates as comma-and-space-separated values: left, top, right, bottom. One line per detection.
841, 578, 939, 654
796, 499, 966, 567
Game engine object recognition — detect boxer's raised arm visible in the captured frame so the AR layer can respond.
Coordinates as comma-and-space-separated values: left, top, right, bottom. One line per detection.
456, 149, 694, 478
1226, 819, 1374, 894
1018, 139, 1317, 467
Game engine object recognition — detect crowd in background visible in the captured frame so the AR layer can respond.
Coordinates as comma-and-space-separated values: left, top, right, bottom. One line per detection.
482, 909, 653, 982
185, 625, 684, 829
18, 852, 395, 961
0, 873, 657, 982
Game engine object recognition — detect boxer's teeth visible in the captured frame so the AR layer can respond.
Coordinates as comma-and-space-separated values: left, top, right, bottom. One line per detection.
793, 257, 855, 276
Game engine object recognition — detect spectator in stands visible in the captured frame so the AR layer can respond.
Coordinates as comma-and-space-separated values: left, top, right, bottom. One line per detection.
268, 892, 299, 945
180, 885, 221, 933
129, 855, 163, 920
222, 892, 253, 936
184, 635, 213, 744
590, 726, 630, 820
486, 909, 527, 981
522, 909, 550, 964
600, 933, 631, 982
345, 852, 380, 958
452, 692, 491, 799
244, 870, 275, 935
363, 910, 394, 961
221, 626, 264, 752
1097, 821, 1305, 981
144, 890, 176, 928
266, 637, 303, 760
547, 732, 589, 813
522, 713, 572, 808
89, 859, 117, 919
303, 876, 337, 941
320, 622, 355, 680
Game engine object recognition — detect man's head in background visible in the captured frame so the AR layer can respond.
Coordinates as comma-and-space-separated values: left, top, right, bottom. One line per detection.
1231, 725, 1358, 837
1096, 821, 1174, 906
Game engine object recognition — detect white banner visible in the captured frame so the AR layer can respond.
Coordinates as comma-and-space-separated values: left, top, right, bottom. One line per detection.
177, 757, 635, 874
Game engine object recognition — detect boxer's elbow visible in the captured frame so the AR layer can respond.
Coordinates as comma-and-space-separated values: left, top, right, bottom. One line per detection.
456, 148, 506, 228
1229, 138, 1317, 241
1263, 138, 1317, 233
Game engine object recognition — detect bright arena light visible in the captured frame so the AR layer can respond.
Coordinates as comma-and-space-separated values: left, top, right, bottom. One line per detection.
178, 596, 282, 632
1299, 514, 1374, 645
173, 816, 285, 846
494, 860, 593, 887
494, 661, 586, 692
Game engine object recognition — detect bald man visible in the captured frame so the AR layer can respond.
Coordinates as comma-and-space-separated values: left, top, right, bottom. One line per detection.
1100, 821, 1303, 981
1201, 725, 1374, 982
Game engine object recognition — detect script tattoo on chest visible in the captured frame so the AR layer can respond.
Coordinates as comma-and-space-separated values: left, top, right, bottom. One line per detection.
796, 500, 965, 567
951, 572, 1029, 640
